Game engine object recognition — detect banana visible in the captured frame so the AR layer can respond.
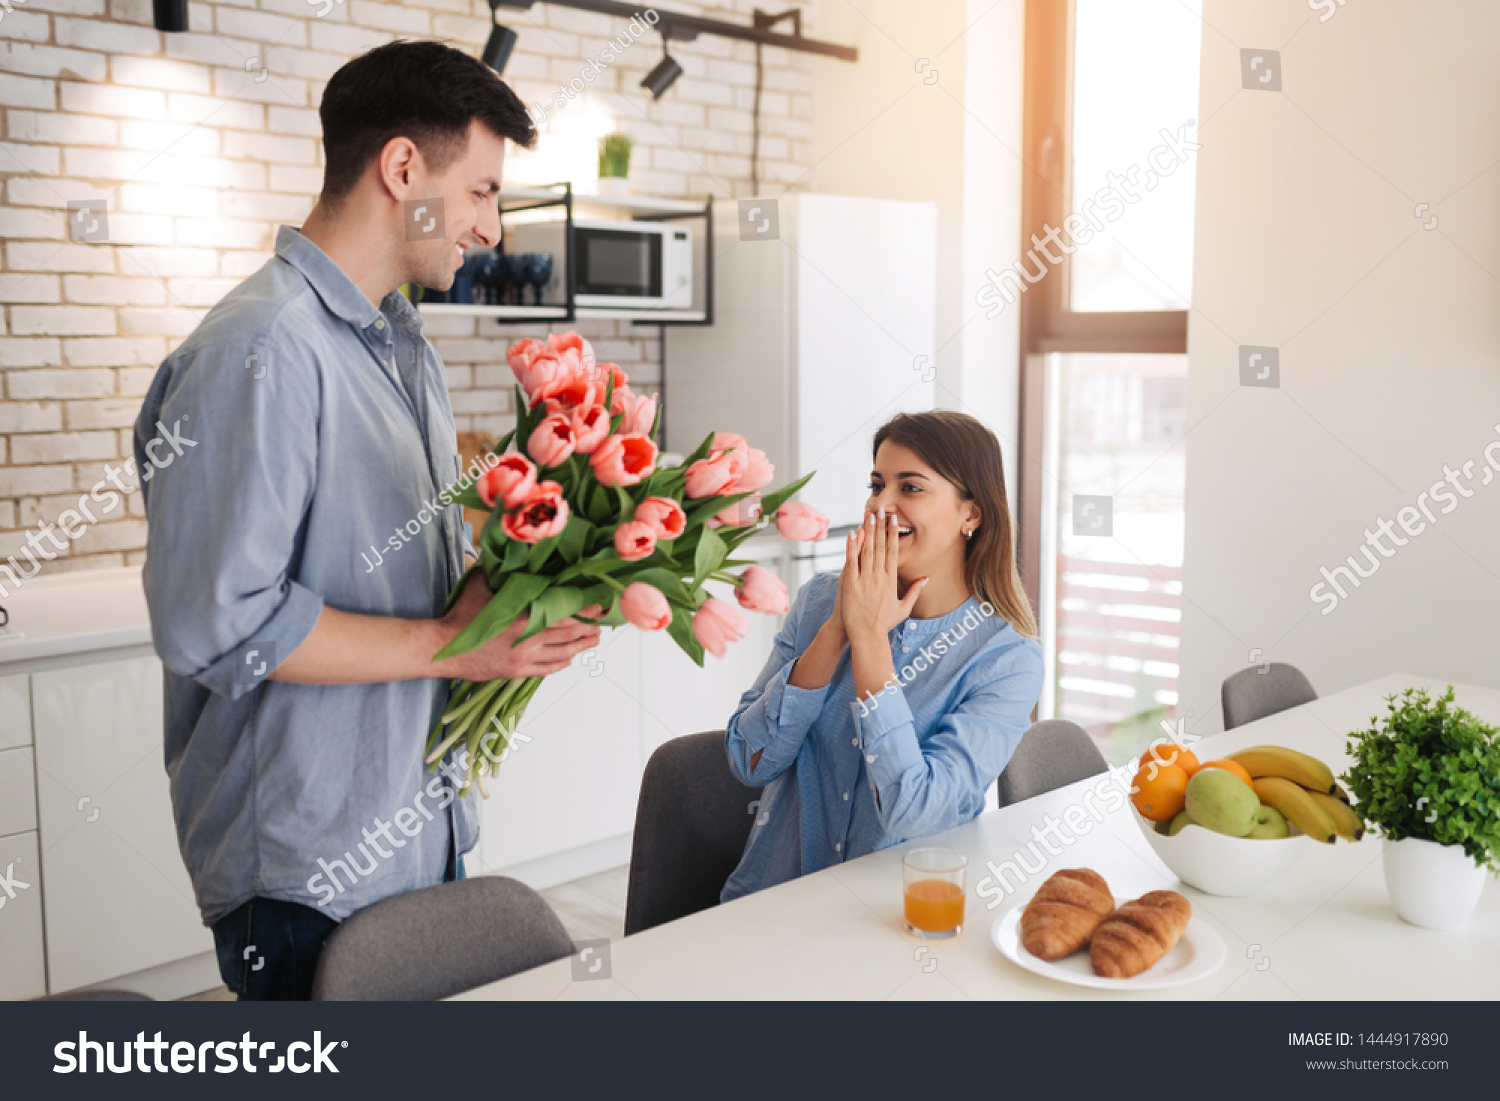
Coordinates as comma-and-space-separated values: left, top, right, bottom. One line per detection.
1228, 745, 1337, 794
1252, 776, 1338, 843
1311, 791, 1364, 841
1332, 782, 1352, 805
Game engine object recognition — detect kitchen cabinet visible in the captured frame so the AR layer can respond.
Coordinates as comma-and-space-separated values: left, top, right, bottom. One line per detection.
31, 656, 211, 993
0, 747, 36, 838
0, 830, 46, 1001
0, 674, 30, 750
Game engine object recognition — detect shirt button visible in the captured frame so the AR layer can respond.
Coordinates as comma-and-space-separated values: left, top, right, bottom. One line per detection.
374, 317, 386, 330
843, 791, 849, 801
902, 646, 910, 653
851, 737, 858, 746
834, 843, 842, 853
865, 754, 876, 764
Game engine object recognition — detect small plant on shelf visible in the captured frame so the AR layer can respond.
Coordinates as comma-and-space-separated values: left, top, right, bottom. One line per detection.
598, 132, 632, 183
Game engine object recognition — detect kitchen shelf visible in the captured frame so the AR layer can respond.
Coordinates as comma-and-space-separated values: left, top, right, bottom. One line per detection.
418, 303, 706, 323
412, 181, 714, 329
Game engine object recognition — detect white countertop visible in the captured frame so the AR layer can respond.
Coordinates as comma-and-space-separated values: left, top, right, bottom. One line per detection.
458, 673, 1500, 1000
0, 567, 153, 674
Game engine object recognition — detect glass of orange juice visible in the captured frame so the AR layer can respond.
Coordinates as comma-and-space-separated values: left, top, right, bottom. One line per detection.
902, 848, 967, 938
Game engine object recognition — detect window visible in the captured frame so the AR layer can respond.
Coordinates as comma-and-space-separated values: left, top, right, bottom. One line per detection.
1019, 0, 1202, 763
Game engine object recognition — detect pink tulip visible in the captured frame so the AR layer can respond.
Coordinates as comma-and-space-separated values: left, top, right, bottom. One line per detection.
634, 496, 686, 539
614, 388, 658, 435
512, 350, 568, 405
571, 405, 610, 454
736, 565, 789, 615
544, 370, 604, 414
506, 337, 545, 373
725, 447, 774, 493
683, 450, 739, 498
528, 414, 576, 467
501, 480, 569, 543
776, 501, 830, 541
619, 582, 671, 630
476, 453, 536, 510
590, 433, 657, 487
692, 597, 747, 659
707, 493, 760, 529
614, 520, 658, 562
546, 330, 595, 371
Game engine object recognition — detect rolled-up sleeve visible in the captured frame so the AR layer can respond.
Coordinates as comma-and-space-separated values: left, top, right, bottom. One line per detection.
724, 573, 835, 785
855, 639, 1043, 838
137, 337, 324, 700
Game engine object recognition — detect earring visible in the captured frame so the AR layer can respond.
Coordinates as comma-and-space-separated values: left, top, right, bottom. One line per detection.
964, 528, 974, 539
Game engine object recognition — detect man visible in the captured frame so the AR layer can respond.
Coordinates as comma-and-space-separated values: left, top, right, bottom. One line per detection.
133, 40, 599, 1000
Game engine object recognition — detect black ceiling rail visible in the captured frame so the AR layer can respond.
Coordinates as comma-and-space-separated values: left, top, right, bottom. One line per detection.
497, 0, 859, 62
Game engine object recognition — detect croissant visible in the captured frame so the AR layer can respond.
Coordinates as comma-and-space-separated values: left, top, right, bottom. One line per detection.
1019, 869, 1115, 961
1090, 890, 1192, 978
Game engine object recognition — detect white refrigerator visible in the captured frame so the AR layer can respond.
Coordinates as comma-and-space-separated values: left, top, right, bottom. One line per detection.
664, 192, 938, 595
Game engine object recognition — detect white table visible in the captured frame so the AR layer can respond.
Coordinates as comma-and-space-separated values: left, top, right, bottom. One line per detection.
456, 674, 1500, 1000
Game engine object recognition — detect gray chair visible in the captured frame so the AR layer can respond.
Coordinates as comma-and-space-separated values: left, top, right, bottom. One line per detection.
624, 730, 762, 937
310, 875, 573, 1000
1221, 663, 1317, 730
997, 719, 1108, 805
34, 989, 153, 1001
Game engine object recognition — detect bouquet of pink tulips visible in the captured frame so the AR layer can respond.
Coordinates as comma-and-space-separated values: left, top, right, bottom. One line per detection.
426, 330, 831, 793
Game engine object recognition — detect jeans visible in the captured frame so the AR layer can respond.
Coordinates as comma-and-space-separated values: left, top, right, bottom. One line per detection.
211, 835, 468, 1000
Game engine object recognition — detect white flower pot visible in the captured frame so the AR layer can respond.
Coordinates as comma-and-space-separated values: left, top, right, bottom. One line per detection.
1382, 836, 1488, 930
597, 176, 630, 196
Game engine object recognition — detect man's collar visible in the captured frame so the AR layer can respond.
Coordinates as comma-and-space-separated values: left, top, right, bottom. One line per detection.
275, 225, 425, 334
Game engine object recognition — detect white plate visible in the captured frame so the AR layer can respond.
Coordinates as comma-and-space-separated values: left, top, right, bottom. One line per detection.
991, 897, 1226, 991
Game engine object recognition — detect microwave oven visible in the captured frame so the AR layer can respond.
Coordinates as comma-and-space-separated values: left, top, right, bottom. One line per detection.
506, 219, 693, 310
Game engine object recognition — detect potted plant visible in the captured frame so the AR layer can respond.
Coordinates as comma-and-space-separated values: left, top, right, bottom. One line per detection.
597, 132, 632, 196
1343, 685, 1500, 929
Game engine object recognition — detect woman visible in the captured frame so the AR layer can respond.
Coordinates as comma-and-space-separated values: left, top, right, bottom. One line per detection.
721, 410, 1043, 901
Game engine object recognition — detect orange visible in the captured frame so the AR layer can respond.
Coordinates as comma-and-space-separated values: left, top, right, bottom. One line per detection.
1131, 763, 1188, 821
1198, 759, 1254, 790
1139, 742, 1200, 778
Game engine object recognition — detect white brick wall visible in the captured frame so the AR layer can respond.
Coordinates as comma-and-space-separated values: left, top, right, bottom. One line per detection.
1, 0, 818, 575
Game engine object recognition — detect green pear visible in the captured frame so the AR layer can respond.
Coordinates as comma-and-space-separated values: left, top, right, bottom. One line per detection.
1184, 768, 1259, 837
1167, 809, 1196, 836
1247, 804, 1290, 839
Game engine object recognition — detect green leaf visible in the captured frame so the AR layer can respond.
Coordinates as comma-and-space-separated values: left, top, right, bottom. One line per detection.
435, 571, 551, 659
664, 602, 705, 668
758, 469, 817, 517
557, 513, 592, 565
501, 534, 531, 572
588, 483, 611, 525
681, 430, 717, 469
623, 567, 694, 606
515, 586, 585, 643
526, 533, 558, 572
694, 525, 727, 586
447, 484, 488, 511
493, 427, 516, 454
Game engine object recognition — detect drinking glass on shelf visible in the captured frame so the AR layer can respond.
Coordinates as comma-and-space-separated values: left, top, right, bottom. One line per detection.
473, 251, 502, 305
902, 848, 967, 938
522, 252, 554, 305
500, 254, 526, 305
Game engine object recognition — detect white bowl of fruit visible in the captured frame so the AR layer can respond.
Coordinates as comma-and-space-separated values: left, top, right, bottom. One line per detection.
1129, 745, 1364, 897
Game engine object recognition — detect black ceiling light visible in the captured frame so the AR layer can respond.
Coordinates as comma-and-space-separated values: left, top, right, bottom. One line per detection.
640, 40, 684, 100
482, 0, 519, 74
153, 0, 188, 32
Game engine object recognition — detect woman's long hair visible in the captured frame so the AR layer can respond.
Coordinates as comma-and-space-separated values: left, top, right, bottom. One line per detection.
873, 410, 1038, 638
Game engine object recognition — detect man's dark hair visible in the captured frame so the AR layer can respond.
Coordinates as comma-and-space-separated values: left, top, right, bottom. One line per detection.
318, 39, 537, 203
